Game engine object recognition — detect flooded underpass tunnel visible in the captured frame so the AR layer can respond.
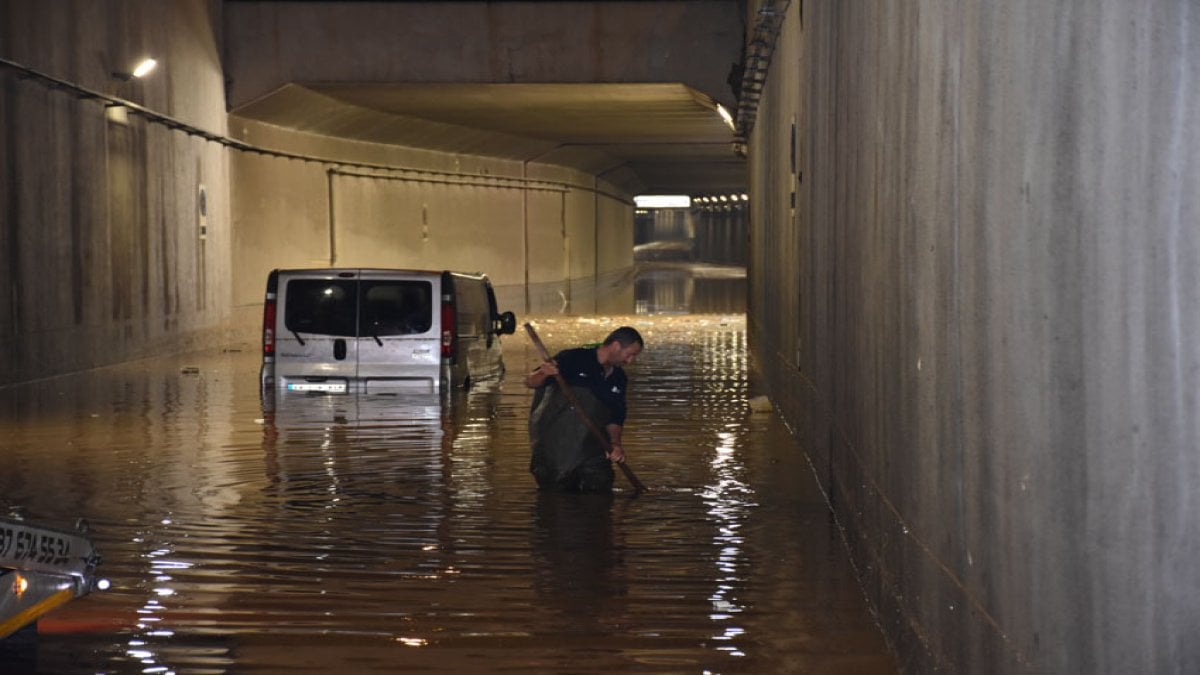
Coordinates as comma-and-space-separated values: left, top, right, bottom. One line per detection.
6, 1, 1197, 672
0, 281, 894, 673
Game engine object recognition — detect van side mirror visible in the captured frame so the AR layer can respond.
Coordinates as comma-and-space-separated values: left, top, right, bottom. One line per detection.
495, 311, 517, 335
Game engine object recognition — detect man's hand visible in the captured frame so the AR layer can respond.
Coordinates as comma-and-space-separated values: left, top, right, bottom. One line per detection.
525, 359, 559, 388
607, 442, 626, 464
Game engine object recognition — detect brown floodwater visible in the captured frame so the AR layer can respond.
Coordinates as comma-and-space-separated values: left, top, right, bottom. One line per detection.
0, 309, 895, 673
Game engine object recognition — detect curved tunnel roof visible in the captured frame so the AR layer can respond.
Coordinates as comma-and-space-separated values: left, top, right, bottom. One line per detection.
231, 81, 746, 196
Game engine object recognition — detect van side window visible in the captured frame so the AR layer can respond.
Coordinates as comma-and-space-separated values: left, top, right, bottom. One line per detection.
360, 280, 433, 336
284, 280, 357, 337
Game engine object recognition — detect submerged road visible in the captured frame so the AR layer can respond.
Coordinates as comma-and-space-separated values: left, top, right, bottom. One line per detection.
0, 313, 895, 673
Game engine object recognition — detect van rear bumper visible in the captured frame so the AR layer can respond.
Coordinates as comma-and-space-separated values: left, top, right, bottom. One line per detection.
262, 373, 443, 394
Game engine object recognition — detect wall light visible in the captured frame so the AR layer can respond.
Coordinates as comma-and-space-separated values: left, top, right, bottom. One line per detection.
113, 57, 157, 81
132, 58, 157, 78
634, 195, 692, 209
716, 104, 735, 131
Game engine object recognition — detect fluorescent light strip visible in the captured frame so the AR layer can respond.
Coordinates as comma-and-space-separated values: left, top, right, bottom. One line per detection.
634, 195, 691, 209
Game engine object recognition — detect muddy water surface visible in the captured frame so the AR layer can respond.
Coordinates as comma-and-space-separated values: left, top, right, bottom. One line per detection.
0, 314, 894, 673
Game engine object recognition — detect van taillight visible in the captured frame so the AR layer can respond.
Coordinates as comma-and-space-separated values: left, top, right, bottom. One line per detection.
441, 299, 455, 360
262, 295, 277, 356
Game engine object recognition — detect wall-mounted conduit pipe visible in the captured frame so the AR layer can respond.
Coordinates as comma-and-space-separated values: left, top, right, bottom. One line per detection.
327, 167, 566, 194
326, 169, 338, 267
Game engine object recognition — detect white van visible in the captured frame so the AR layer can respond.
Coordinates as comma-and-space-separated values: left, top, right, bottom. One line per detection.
260, 268, 517, 393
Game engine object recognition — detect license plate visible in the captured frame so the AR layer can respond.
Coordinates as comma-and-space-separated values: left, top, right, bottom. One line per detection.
287, 381, 347, 393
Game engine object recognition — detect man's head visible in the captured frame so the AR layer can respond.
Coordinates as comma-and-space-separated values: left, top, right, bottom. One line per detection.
600, 326, 644, 367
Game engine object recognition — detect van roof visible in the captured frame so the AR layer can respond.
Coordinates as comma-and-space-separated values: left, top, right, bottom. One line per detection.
272, 268, 488, 279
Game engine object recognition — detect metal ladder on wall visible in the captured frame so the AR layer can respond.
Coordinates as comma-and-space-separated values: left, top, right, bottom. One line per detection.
733, 0, 792, 152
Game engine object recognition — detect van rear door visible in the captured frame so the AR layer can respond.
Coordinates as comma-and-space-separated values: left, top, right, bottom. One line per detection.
275, 271, 359, 392
356, 272, 441, 390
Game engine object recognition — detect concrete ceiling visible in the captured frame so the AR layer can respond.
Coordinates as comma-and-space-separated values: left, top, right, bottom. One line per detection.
230, 82, 746, 196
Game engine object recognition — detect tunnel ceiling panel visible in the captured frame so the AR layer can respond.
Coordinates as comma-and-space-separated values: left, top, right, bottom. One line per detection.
229, 82, 744, 194
230, 84, 561, 158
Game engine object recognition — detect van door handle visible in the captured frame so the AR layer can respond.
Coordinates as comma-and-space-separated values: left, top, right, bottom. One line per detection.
333, 338, 347, 360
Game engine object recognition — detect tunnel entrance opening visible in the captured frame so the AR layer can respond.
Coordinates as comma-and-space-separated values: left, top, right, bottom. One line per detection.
631, 193, 748, 315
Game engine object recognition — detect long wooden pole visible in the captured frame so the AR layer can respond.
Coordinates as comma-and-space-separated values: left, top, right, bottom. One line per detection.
524, 322, 647, 493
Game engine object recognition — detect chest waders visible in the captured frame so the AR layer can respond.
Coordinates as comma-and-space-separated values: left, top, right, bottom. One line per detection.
528, 383, 615, 493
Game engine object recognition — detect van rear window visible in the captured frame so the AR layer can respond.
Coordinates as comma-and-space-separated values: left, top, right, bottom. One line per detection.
360, 280, 433, 336
284, 280, 357, 337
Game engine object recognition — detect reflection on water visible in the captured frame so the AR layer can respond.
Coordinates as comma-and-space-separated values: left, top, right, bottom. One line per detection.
0, 315, 893, 673
634, 263, 746, 315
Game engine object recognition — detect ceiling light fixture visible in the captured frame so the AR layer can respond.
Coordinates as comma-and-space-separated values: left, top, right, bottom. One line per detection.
634, 195, 692, 209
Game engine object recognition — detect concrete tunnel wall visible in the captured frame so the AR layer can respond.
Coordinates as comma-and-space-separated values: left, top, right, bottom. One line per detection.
228, 118, 635, 322
0, 0, 635, 387
747, 1, 1200, 673
0, 0, 234, 386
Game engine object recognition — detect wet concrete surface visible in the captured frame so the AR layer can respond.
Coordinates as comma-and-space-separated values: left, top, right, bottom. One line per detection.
0, 308, 896, 673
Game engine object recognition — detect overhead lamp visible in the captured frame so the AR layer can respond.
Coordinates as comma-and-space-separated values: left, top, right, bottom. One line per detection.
113, 57, 157, 81
634, 195, 691, 209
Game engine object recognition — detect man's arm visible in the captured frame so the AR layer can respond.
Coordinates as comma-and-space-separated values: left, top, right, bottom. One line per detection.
605, 422, 625, 463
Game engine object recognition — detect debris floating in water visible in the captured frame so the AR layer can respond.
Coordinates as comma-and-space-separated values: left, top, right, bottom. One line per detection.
748, 395, 773, 413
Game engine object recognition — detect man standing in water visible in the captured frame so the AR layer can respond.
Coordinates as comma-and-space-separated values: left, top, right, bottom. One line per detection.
525, 326, 644, 493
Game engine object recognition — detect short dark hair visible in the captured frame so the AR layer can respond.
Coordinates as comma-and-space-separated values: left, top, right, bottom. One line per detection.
603, 326, 644, 349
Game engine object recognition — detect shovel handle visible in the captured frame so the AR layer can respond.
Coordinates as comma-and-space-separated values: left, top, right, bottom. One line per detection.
524, 322, 647, 493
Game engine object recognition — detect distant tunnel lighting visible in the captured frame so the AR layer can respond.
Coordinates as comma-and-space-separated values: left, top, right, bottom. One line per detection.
132, 58, 157, 78
634, 195, 691, 209
716, 104, 735, 131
